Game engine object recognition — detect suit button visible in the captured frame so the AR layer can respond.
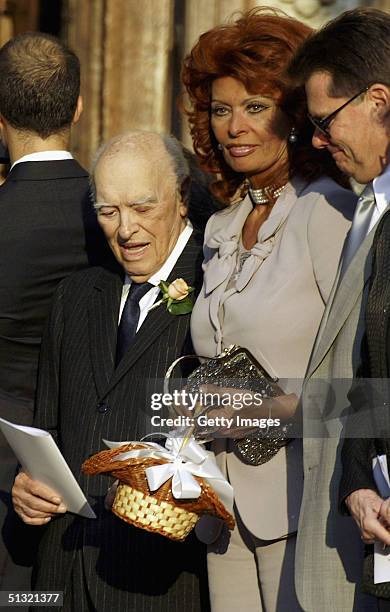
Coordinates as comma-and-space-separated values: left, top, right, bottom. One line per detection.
97, 402, 109, 413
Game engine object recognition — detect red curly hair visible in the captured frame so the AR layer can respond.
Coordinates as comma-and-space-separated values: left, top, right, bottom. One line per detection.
182, 7, 346, 203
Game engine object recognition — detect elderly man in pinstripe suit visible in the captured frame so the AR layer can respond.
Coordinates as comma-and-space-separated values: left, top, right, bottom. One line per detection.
11, 131, 209, 612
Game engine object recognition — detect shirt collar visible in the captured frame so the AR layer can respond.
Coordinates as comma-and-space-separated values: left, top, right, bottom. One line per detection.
124, 220, 193, 287
373, 163, 390, 216
11, 150, 73, 170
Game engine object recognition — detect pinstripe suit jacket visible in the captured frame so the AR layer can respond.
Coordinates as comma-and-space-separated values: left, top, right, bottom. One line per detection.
32, 233, 209, 612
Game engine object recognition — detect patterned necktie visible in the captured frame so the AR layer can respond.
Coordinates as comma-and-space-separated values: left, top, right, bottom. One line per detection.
339, 183, 376, 278
116, 281, 153, 364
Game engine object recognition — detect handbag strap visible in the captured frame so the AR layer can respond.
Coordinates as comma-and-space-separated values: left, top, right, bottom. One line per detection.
164, 354, 210, 395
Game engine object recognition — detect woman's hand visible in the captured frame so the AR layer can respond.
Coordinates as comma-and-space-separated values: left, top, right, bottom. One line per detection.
196, 404, 261, 438
189, 384, 298, 438
12, 471, 67, 525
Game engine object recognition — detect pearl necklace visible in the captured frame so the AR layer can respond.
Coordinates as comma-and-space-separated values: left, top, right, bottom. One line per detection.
248, 183, 287, 205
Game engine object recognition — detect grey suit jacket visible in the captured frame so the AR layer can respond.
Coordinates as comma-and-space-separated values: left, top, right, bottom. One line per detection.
295, 226, 378, 611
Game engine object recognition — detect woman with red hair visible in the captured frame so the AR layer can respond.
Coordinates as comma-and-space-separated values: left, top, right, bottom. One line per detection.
182, 8, 357, 612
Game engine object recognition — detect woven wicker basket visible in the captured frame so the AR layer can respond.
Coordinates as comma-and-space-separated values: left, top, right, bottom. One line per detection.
82, 442, 235, 541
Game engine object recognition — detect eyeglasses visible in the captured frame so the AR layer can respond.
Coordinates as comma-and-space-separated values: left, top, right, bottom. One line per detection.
308, 85, 369, 137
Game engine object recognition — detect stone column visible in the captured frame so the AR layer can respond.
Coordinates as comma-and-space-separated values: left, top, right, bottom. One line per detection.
66, 0, 106, 168
65, 0, 387, 165
66, 0, 174, 168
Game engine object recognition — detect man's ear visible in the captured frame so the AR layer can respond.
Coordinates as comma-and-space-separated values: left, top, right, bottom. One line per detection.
179, 176, 191, 218
0, 114, 8, 147
72, 95, 83, 125
368, 84, 390, 120
179, 201, 188, 219
177, 189, 188, 219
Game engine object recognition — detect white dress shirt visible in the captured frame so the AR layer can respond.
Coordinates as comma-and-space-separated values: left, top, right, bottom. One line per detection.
118, 220, 193, 331
339, 168, 390, 277
10, 150, 73, 170
371, 163, 390, 231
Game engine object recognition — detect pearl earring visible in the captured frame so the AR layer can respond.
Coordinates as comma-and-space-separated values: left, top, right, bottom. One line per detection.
217, 143, 223, 150
288, 127, 298, 144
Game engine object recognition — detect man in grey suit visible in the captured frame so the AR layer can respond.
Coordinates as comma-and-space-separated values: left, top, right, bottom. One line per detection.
11, 131, 209, 611
288, 8, 390, 611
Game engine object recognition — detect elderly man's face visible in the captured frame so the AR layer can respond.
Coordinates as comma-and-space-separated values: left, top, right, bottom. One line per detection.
95, 153, 187, 282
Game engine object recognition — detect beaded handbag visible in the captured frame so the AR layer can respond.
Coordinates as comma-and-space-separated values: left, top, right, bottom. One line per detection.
166, 345, 292, 466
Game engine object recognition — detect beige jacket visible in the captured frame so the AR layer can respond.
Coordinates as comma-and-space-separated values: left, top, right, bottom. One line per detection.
191, 176, 356, 540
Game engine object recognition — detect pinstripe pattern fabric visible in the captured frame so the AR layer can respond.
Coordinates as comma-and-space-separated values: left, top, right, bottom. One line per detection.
32, 234, 210, 611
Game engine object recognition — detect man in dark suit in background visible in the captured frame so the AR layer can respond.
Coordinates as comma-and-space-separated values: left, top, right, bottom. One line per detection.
0, 32, 111, 590
12, 131, 209, 611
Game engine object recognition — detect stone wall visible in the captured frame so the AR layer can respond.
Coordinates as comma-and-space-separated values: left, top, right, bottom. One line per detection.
1, 0, 389, 167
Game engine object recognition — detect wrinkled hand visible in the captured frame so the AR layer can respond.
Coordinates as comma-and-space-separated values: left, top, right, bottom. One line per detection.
12, 471, 67, 526
379, 497, 390, 537
345, 488, 390, 545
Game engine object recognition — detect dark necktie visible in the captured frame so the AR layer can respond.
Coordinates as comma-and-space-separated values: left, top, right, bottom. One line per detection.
116, 281, 153, 364
339, 183, 376, 279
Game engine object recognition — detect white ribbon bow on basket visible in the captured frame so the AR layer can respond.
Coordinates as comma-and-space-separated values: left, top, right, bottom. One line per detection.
103, 435, 233, 513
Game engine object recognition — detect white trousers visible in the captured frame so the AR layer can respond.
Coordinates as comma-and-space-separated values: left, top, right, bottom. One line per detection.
207, 513, 302, 612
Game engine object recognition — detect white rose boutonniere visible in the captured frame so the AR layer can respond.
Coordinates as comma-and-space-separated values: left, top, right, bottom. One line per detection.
149, 278, 194, 315
167, 278, 189, 301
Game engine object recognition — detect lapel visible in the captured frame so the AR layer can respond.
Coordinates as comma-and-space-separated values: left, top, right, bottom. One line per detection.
88, 269, 123, 398
99, 233, 203, 396
307, 227, 376, 377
